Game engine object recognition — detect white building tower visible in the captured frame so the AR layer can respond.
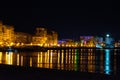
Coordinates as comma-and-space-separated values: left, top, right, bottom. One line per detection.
105, 34, 114, 48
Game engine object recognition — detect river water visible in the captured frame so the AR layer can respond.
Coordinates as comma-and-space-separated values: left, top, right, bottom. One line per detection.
0, 48, 117, 75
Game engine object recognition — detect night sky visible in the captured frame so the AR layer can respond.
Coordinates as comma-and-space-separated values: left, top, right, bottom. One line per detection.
0, 8, 120, 40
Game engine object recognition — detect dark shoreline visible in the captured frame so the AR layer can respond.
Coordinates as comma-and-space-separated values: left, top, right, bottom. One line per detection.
1, 46, 120, 52
0, 64, 116, 80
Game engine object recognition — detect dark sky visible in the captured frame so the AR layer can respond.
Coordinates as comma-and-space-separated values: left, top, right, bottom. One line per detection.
0, 8, 120, 40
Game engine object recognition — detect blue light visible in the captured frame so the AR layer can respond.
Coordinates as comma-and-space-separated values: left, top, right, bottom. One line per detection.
104, 49, 111, 75
96, 44, 102, 48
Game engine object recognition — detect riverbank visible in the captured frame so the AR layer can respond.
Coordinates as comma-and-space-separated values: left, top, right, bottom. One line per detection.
0, 46, 119, 52
0, 64, 115, 80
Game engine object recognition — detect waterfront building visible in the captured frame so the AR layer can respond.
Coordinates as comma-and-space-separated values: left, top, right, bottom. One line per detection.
14, 32, 32, 46
95, 37, 105, 48
58, 40, 65, 46
0, 21, 3, 45
105, 34, 113, 44
36, 27, 47, 37
58, 39, 74, 47
0, 21, 14, 46
114, 40, 120, 47
80, 36, 95, 47
32, 28, 47, 46
95, 37, 103, 43
114, 41, 119, 47
32, 27, 58, 47
32, 35, 47, 46
47, 31, 58, 46
51, 31, 58, 46
105, 34, 114, 48
3, 25, 14, 45
47, 33, 53, 46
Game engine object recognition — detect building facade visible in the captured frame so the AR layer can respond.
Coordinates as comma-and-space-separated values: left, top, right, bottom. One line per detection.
14, 32, 32, 45
32, 28, 47, 46
47, 31, 58, 46
80, 36, 95, 47
0, 21, 14, 46
0, 21, 3, 44
105, 34, 114, 48
32, 27, 58, 47
0, 21, 58, 47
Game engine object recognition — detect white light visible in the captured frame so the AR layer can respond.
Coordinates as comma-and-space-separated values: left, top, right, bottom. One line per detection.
106, 34, 110, 37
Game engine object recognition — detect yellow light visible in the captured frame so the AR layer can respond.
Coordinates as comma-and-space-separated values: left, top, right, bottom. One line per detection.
57, 44, 60, 47
62, 44, 64, 47
5, 52, 13, 65
0, 52, 2, 64
17, 54, 19, 66
10, 42, 14, 46
37, 44, 40, 46
0, 42, 3, 44
30, 57, 32, 67
21, 56, 23, 66
16, 43, 20, 46
37, 53, 40, 67
44, 44, 48, 47
66, 45, 68, 47
54, 43, 57, 46
40, 44, 43, 46
21, 43, 24, 46
81, 43, 83, 46
72, 45, 74, 47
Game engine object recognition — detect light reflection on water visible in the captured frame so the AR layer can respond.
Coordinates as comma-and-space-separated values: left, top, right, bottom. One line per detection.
104, 49, 111, 75
0, 49, 116, 75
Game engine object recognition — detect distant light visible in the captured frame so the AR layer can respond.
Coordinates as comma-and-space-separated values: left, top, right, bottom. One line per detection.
106, 34, 110, 37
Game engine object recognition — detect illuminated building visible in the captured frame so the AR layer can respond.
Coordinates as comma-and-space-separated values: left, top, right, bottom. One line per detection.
105, 34, 112, 45
14, 32, 32, 45
32, 28, 47, 46
63, 39, 74, 47
0, 21, 14, 46
36, 28, 47, 37
105, 34, 114, 48
0, 21, 3, 45
47, 33, 53, 46
95, 37, 104, 48
58, 39, 74, 47
32, 35, 47, 46
3, 25, 14, 45
80, 36, 95, 47
32, 27, 58, 46
95, 37, 103, 43
114, 40, 120, 47
47, 31, 58, 46
51, 31, 58, 46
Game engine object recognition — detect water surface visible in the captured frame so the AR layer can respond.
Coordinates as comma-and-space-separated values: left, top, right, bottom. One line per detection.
0, 48, 117, 75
